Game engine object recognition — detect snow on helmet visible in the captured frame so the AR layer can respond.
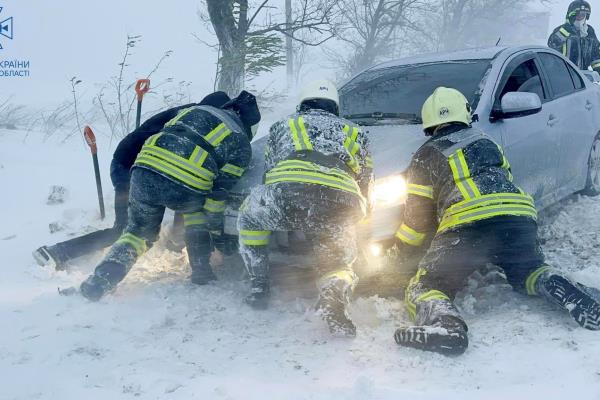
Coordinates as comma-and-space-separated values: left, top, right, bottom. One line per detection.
421, 87, 472, 134
298, 79, 339, 109
567, 0, 591, 23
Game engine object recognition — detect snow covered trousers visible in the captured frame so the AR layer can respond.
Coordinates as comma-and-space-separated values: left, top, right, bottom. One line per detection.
237, 182, 365, 292
90, 167, 212, 289
405, 216, 550, 325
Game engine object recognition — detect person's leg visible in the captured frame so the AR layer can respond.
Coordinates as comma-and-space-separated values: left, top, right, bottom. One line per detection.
80, 170, 164, 300
395, 229, 486, 355
181, 211, 216, 284
498, 218, 600, 331
312, 223, 359, 336
33, 162, 131, 269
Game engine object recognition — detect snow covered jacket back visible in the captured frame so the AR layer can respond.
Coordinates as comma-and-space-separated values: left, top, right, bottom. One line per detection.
395, 125, 537, 248
264, 109, 373, 206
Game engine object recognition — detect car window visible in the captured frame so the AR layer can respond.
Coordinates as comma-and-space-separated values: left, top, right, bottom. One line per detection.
498, 59, 546, 101
537, 52, 577, 97
566, 62, 585, 89
339, 60, 491, 125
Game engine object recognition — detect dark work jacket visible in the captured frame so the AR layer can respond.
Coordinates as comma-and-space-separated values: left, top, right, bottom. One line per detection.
548, 23, 600, 72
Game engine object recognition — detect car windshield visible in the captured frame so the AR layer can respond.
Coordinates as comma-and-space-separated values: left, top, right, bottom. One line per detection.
340, 60, 492, 125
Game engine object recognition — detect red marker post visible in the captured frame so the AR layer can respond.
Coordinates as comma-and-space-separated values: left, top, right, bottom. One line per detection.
83, 126, 105, 220
135, 79, 151, 129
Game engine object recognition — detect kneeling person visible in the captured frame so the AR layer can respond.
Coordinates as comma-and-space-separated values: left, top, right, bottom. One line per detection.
80, 91, 261, 301
390, 87, 600, 355
237, 80, 373, 336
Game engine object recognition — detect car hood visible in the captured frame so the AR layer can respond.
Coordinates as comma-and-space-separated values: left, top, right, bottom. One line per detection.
228, 123, 427, 200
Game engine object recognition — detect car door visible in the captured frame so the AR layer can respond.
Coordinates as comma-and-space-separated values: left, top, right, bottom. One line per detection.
492, 53, 561, 205
536, 51, 595, 197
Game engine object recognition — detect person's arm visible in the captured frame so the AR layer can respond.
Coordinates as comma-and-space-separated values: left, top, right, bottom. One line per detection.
354, 126, 374, 213
112, 103, 196, 169
392, 148, 437, 253
548, 26, 570, 57
590, 27, 600, 73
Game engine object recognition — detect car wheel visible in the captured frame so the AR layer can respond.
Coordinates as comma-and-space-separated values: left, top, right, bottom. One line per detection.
582, 135, 600, 197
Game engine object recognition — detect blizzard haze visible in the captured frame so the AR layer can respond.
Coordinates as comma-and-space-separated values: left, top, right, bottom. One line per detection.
1, 0, 598, 107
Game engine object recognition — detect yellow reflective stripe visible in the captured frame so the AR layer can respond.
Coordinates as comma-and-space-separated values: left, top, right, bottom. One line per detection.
526, 265, 552, 296
592, 60, 600, 70
140, 145, 215, 180
365, 156, 374, 169
448, 149, 481, 200
240, 230, 272, 246
164, 107, 195, 127
147, 133, 162, 146
297, 117, 313, 150
438, 204, 537, 233
559, 27, 570, 37
415, 290, 450, 304
344, 137, 361, 157
220, 163, 245, 177
271, 160, 353, 181
343, 125, 360, 142
204, 123, 231, 146
497, 144, 514, 182
318, 270, 358, 291
265, 170, 361, 196
407, 183, 434, 199
135, 155, 213, 191
189, 146, 209, 167
115, 233, 147, 256
395, 223, 426, 246
445, 192, 534, 215
204, 198, 226, 213
289, 118, 304, 151
183, 212, 207, 227
405, 268, 428, 320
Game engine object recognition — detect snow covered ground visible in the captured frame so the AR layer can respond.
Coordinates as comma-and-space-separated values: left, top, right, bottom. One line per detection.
2, 129, 600, 400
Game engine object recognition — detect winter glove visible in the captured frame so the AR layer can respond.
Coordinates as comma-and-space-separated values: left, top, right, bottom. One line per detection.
212, 233, 239, 256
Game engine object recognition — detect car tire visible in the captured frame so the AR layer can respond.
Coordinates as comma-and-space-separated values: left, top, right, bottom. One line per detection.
581, 135, 600, 197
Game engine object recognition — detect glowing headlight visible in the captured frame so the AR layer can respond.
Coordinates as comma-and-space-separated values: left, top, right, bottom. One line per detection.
369, 243, 383, 257
373, 174, 407, 208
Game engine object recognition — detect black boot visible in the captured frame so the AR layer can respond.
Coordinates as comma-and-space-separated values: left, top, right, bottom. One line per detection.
80, 274, 114, 301
394, 315, 469, 356
33, 245, 67, 270
245, 279, 270, 310
316, 284, 356, 337
80, 261, 127, 301
538, 274, 600, 330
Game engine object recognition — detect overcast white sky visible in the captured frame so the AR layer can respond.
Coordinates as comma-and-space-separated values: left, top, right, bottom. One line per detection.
0, 0, 597, 107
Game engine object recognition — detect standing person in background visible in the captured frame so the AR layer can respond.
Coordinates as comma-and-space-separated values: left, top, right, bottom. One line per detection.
548, 0, 600, 73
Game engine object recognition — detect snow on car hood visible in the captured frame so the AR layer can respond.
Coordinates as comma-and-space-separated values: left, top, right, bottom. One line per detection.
366, 124, 427, 178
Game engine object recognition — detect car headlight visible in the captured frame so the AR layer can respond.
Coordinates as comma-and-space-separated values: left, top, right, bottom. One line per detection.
372, 174, 407, 208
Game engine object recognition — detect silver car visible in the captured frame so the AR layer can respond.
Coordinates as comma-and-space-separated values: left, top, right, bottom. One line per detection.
224, 45, 600, 283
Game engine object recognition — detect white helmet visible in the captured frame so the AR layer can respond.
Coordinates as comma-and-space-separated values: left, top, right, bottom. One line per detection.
298, 79, 339, 109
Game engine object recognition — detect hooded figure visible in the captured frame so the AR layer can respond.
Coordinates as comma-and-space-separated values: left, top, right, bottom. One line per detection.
548, 0, 600, 72
79, 91, 261, 301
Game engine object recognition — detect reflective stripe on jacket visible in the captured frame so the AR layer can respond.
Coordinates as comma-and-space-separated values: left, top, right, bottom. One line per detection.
394, 125, 537, 247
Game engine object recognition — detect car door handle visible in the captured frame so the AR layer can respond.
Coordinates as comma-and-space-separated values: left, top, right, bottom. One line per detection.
547, 114, 560, 127
586, 101, 594, 111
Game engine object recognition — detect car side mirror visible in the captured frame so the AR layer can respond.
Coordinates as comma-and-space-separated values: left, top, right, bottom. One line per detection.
496, 92, 542, 119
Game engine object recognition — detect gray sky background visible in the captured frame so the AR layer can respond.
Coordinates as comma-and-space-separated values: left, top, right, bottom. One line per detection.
0, 0, 597, 107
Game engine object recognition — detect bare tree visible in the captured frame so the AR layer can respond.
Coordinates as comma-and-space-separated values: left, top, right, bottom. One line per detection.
201, 0, 337, 95
325, 0, 423, 78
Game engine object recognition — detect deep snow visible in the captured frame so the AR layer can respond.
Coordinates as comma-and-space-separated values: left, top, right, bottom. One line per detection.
1, 129, 600, 400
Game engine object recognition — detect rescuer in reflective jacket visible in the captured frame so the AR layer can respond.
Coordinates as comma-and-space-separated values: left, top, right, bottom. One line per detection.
548, 0, 600, 72
388, 87, 600, 355
79, 91, 261, 301
33, 92, 231, 269
237, 80, 373, 336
